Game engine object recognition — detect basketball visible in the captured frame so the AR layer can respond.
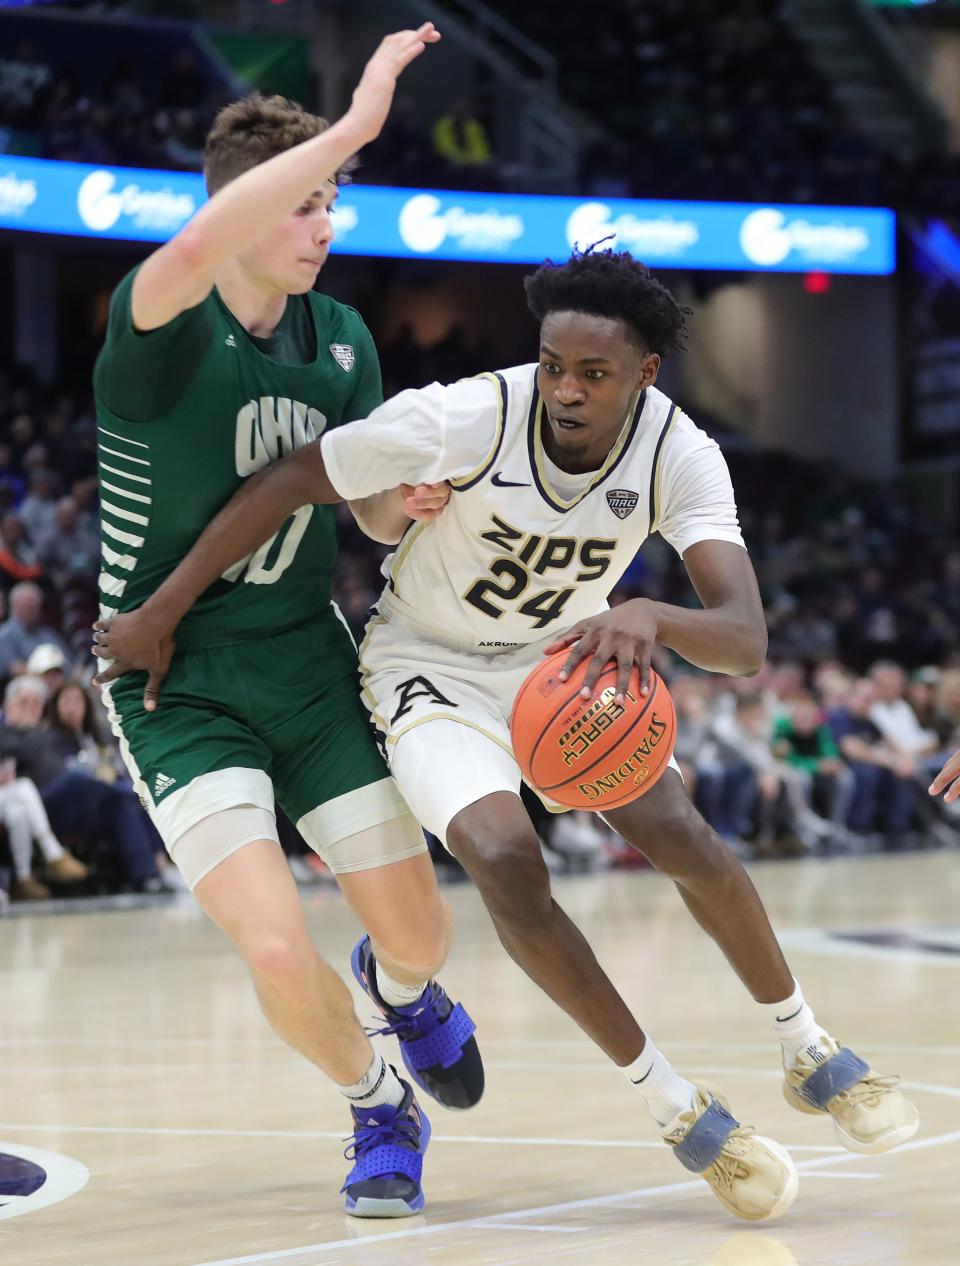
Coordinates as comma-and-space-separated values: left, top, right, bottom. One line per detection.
511, 653, 677, 811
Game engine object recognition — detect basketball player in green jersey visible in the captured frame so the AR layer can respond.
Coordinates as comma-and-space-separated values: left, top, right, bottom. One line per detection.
92, 25, 484, 1218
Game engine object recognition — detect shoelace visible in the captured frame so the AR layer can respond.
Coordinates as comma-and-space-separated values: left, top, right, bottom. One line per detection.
343, 1113, 420, 1162
364, 981, 445, 1041
835, 1071, 902, 1109
707, 1125, 758, 1194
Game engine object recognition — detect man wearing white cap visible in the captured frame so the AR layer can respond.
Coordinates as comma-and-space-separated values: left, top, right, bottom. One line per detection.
26, 643, 67, 696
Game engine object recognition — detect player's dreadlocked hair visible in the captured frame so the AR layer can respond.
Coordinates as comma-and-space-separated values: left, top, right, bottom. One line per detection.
204, 93, 357, 195
523, 249, 690, 357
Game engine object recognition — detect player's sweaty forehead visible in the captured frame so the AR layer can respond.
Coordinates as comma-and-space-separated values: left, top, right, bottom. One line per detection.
539, 311, 647, 365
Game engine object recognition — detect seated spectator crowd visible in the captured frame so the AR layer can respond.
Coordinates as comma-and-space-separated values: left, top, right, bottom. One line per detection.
0, 670, 182, 904
669, 659, 960, 862
1, 330, 959, 903
0, 35, 218, 172
0, 378, 186, 905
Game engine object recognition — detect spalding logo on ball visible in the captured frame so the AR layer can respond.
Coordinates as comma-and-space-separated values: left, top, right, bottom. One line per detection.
511, 654, 677, 811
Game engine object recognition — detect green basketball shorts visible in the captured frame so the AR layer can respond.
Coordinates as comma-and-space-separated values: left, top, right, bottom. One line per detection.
102, 605, 419, 875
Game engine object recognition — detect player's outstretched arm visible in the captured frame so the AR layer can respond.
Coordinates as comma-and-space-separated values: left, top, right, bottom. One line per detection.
93, 441, 340, 707
132, 23, 440, 331
929, 747, 960, 804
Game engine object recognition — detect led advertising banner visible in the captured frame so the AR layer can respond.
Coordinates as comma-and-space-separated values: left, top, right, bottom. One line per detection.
0, 154, 896, 275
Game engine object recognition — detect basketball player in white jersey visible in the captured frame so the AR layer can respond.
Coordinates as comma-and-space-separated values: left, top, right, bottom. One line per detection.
95, 250, 918, 1222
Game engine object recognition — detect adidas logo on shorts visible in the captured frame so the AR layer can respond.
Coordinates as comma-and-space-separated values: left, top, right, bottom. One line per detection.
154, 772, 177, 797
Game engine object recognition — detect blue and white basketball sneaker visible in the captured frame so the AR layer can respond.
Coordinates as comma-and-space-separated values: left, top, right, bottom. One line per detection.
342, 1076, 431, 1218
351, 935, 484, 1110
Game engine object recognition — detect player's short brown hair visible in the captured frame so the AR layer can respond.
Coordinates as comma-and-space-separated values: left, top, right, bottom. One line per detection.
203, 93, 356, 195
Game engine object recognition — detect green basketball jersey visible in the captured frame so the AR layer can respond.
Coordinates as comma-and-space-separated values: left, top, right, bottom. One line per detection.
93, 268, 382, 650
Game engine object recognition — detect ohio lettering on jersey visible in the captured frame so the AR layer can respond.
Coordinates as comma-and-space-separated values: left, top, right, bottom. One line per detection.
234, 395, 327, 476
225, 396, 325, 587
321, 364, 745, 649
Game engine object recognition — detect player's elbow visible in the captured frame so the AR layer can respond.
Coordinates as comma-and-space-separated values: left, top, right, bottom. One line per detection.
351, 512, 404, 545
287, 441, 341, 507
735, 621, 768, 677
171, 222, 218, 276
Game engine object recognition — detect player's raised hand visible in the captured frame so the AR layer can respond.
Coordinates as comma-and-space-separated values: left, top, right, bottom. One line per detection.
92, 610, 176, 713
347, 24, 441, 145
929, 746, 960, 805
400, 481, 450, 522
544, 598, 660, 703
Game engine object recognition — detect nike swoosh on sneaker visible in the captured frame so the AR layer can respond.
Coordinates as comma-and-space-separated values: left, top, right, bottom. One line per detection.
491, 472, 529, 487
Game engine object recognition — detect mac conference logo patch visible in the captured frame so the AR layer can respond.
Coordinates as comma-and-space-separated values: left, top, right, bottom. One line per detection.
329, 343, 355, 373
0, 1142, 89, 1221
606, 488, 639, 519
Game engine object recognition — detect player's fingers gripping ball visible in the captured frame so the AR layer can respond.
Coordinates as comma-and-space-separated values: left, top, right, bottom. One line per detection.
511, 654, 677, 810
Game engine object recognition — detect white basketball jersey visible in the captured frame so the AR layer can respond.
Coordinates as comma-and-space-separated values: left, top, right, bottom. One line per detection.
321, 363, 744, 650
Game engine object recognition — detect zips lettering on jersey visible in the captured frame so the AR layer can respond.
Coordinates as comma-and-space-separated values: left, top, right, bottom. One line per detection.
464, 516, 618, 628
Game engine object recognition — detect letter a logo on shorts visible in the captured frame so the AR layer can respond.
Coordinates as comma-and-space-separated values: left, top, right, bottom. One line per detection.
330, 343, 355, 373
391, 675, 458, 725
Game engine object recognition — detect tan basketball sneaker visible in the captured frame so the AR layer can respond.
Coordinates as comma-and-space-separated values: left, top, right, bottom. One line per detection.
663, 1085, 798, 1221
45, 852, 89, 884
783, 1036, 919, 1155
11, 876, 51, 901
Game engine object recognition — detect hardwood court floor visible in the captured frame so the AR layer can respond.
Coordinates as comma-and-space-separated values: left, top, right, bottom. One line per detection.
2, 850, 959, 1266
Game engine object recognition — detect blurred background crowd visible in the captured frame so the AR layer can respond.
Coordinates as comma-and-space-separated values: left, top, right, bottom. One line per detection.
1, 0, 958, 904
0, 359, 956, 903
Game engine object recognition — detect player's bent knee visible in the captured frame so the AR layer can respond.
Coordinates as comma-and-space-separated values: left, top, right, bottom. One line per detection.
375, 909, 450, 981
635, 809, 741, 883
447, 820, 551, 924
243, 927, 315, 989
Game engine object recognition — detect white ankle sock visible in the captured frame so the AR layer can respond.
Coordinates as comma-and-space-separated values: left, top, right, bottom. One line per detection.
621, 1038, 697, 1130
375, 961, 427, 1009
338, 1054, 405, 1111
762, 978, 833, 1067
38, 833, 65, 863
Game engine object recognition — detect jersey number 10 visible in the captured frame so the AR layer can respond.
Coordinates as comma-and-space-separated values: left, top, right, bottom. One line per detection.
221, 505, 314, 586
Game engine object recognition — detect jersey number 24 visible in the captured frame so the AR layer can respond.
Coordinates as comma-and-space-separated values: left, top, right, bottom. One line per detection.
463, 536, 615, 629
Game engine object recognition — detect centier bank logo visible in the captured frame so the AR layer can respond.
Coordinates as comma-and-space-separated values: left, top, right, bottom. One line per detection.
0, 172, 38, 218
739, 207, 870, 267
566, 201, 699, 258
398, 193, 524, 254
77, 169, 195, 234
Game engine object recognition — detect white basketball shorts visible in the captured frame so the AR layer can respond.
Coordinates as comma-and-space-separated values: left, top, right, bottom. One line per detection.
358, 614, 679, 847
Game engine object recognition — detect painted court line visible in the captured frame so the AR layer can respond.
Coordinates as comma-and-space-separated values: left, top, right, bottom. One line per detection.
183, 1129, 960, 1266
477, 1221, 588, 1234
0, 1122, 843, 1152
799, 1170, 881, 1179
